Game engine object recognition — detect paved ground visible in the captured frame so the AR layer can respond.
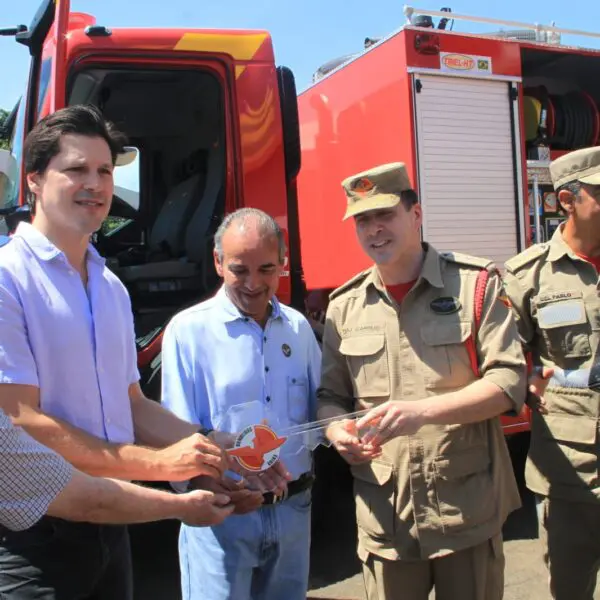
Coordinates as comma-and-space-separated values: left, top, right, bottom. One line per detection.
130, 441, 599, 599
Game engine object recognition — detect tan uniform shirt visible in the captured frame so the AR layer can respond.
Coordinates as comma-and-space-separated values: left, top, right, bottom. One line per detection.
504, 226, 600, 504
318, 244, 526, 562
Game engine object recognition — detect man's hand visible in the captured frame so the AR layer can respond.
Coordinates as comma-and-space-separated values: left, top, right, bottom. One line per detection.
243, 461, 292, 496
191, 475, 264, 515
356, 401, 425, 448
325, 419, 382, 465
157, 433, 228, 481
177, 490, 235, 526
527, 367, 554, 415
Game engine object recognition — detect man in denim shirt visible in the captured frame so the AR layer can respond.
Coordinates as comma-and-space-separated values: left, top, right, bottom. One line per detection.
162, 208, 322, 600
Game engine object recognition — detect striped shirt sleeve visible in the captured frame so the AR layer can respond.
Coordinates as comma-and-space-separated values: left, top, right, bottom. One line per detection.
0, 410, 73, 531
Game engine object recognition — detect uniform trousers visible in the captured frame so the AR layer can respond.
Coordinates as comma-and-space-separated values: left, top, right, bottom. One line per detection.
362, 533, 504, 600
537, 495, 600, 600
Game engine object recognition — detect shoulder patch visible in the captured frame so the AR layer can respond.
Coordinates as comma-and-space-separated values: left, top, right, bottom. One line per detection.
329, 268, 372, 301
440, 251, 494, 271
505, 243, 549, 274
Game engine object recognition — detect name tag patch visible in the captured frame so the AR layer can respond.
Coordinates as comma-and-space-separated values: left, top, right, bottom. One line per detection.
537, 300, 586, 329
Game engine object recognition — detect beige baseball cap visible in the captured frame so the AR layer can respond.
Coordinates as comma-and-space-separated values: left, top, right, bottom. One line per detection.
549, 146, 600, 190
341, 162, 413, 220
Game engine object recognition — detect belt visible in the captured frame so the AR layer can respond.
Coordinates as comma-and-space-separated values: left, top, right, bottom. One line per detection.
262, 473, 314, 505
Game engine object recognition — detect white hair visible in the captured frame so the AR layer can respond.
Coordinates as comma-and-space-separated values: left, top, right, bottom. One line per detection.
214, 208, 287, 264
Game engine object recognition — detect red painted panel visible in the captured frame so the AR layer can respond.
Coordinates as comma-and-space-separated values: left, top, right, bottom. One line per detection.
234, 63, 290, 303
405, 29, 523, 78
297, 32, 417, 291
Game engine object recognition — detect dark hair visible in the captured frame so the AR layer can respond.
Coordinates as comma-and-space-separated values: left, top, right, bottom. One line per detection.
400, 188, 419, 210
23, 105, 127, 176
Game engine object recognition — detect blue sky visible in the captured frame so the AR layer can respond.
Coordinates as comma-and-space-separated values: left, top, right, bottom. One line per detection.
1, 0, 599, 111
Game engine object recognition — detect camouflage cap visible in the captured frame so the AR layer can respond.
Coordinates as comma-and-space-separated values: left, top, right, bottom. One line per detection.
550, 146, 600, 190
341, 162, 413, 220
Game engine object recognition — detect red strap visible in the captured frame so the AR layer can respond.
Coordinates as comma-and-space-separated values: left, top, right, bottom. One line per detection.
525, 351, 534, 375
465, 269, 490, 378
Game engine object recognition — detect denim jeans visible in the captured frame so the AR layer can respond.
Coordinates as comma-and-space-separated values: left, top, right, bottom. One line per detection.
0, 517, 132, 599
179, 488, 312, 600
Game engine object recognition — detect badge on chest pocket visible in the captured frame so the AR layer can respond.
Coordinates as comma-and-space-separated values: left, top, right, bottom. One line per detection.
535, 291, 591, 359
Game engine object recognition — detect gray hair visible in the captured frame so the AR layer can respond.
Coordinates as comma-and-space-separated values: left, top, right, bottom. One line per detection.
214, 208, 287, 264
556, 181, 581, 215
557, 181, 581, 196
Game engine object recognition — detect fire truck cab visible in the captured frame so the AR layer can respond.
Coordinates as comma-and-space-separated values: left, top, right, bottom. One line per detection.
0, 0, 303, 399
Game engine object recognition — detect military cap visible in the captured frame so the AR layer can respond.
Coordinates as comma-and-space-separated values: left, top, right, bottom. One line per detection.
550, 146, 600, 190
341, 162, 413, 220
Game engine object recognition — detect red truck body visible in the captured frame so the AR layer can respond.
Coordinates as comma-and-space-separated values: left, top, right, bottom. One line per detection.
295, 10, 600, 436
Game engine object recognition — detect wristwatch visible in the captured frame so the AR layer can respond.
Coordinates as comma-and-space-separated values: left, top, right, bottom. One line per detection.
197, 426, 214, 438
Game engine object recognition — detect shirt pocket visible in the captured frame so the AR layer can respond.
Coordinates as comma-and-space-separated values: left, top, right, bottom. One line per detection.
433, 449, 496, 533
535, 294, 591, 360
419, 321, 474, 389
339, 334, 390, 399
287, 375, 309, 425
351, 461, 395, 541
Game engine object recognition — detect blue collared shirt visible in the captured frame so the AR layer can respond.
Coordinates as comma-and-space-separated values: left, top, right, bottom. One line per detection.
161, 287, 322, 479
0, 223, 139, 443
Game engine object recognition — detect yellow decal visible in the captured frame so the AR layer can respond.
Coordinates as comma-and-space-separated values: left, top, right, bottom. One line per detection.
175, 32, 267, 78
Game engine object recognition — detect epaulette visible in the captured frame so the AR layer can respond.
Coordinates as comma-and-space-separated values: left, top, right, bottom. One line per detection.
440, 251, 495, 271
505, 243, 549, 274
329, 268, 372, 301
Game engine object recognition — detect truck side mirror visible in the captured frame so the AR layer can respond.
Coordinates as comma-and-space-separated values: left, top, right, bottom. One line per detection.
0, 148, 17, 211
276, 66, 301, 184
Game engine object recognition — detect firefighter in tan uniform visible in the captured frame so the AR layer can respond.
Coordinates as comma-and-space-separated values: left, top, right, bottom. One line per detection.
317, 163, 527, 600
503, 147, 600, 600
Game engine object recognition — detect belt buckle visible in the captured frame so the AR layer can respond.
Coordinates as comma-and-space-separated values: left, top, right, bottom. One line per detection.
274, 486, 289, 504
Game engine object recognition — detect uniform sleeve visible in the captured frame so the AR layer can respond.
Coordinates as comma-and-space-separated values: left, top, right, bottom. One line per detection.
316, 302, 355, 418
0, 412, 73, 531
502, 270, 536, 351
0, 282, 39, 386
477, 272, 527, 412
160, 320, 207, 427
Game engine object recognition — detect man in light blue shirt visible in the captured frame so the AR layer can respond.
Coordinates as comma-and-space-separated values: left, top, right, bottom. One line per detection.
0, 105, 231, 599
162, 207, 322, 600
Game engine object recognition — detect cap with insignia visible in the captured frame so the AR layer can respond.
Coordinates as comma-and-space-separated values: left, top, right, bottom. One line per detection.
340, 162, 413, 220
549, 146, 600, 190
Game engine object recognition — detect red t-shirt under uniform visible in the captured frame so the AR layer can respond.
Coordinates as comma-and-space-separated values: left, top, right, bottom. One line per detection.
386, 280, 417, 304
575, 252, 600, 272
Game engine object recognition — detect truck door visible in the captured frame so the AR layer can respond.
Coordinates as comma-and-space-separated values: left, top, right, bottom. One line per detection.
412, 74, 526, 269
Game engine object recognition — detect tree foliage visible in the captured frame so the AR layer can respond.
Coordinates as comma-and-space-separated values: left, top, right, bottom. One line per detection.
0, 109, 9, 150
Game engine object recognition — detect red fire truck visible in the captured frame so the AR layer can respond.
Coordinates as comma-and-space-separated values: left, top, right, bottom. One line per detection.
296, 6, 600, 437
